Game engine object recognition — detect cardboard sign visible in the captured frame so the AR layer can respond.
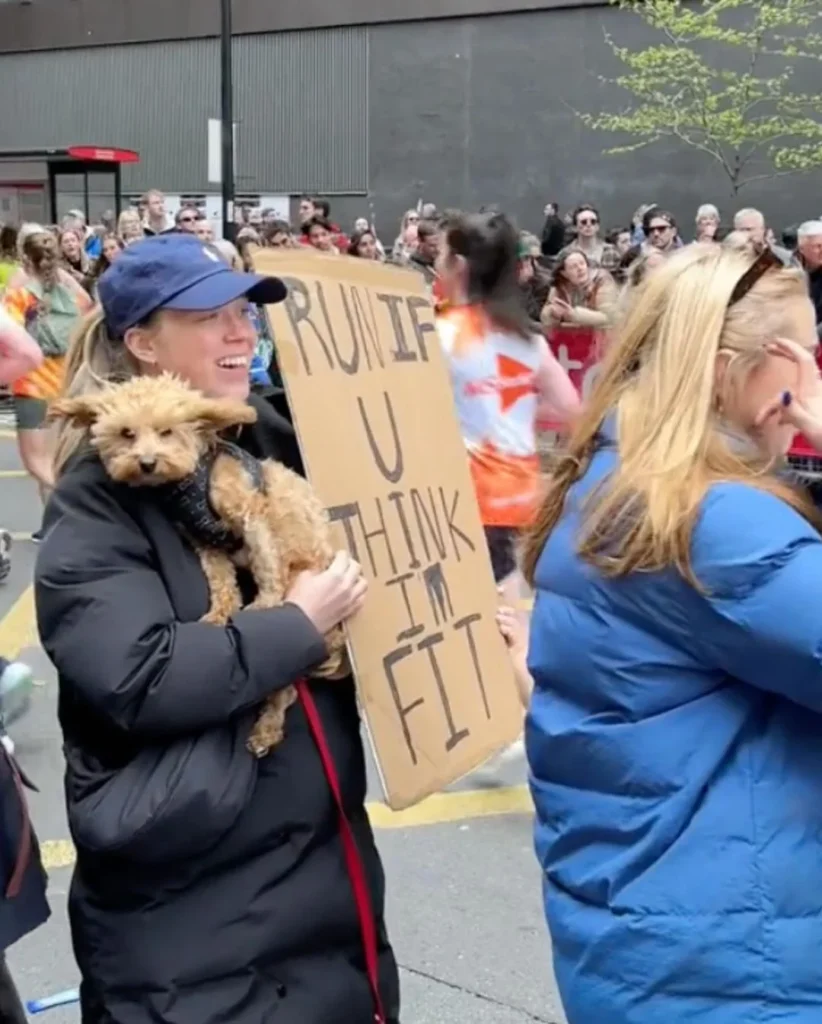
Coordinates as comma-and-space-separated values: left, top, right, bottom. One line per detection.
252, 249, 523, 810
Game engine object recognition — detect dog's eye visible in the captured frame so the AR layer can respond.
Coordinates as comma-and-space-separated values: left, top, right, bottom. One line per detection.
120, 428, 136, 440
159, 428, 173, 438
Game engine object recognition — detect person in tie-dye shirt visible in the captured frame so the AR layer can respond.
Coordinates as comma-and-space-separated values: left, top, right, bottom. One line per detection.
2, 230, 90, 524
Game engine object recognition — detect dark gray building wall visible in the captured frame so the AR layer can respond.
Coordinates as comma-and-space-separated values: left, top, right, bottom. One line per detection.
0, 29, 367, 195
0, 5, 818, 236
0, 0, 601, 53
349, 6, 822, 240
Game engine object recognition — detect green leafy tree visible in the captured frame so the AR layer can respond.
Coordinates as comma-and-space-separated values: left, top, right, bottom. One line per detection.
581, 0, 822, 195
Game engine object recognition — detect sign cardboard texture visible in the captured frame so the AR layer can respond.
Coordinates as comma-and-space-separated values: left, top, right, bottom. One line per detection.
252, 249, 523, 810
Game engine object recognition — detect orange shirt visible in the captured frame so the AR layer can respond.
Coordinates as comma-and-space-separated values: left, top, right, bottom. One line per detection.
438, 305, 579, 527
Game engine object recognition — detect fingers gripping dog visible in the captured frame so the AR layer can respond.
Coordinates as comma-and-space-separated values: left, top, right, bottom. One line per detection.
52, 373, 347, 757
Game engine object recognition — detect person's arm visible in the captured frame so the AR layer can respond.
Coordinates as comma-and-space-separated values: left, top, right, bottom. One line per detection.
540, 286, 562, 329
36, 466, 329, 739
691, 484, 822, 712
565, 274, 618, 328
534, 335, 581, 427
0, 305, 43, 385
58, 268, 92, 311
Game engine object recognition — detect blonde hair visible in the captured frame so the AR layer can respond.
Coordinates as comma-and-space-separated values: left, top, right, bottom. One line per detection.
117, 209, 144, 242
54, 307, 140, 475
523, 242, 818, 587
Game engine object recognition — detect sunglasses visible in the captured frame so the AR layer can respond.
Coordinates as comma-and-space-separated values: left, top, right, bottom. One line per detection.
648, 223, 672, 234
577, 218, 598, 227
179, 216, 197, 224
728, 245, 782, 307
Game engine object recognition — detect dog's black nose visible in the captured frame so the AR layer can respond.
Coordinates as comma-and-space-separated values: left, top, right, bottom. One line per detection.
139, 458, 157, 472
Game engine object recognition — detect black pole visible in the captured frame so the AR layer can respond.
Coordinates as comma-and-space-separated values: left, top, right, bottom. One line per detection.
220, 0, 235, 242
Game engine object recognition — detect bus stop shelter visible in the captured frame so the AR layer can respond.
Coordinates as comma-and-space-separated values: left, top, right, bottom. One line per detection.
0, 146, 139, 225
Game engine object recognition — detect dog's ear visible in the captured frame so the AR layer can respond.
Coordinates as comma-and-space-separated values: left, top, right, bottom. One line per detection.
193, 397, 259, 432
48, 394, 102, 427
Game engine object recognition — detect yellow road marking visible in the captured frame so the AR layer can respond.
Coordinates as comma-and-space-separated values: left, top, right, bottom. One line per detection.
0, 430, 15, 440
40, 785, 533, 869
11, 532, 31, 542
0, 469, 26, 479
367, 784, 532, 829
0, 586, 36, 660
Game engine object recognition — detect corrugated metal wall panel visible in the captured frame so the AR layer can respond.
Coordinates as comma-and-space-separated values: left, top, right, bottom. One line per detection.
0, 27, 367, 194
234, 28, 368, 194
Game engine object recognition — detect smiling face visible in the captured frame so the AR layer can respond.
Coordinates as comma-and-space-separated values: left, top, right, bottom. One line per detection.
120, 213, 143, 243
123, 298, 258, 401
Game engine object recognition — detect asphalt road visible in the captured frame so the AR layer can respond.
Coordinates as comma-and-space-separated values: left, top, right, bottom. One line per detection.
0, 428, 566, 1024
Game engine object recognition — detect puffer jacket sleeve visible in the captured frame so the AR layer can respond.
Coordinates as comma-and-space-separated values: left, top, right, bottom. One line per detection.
35, 460, 329, 738
691, 483, 822, 711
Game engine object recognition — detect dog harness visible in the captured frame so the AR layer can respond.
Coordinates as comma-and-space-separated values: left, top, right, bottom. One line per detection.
158, 440, 266, 552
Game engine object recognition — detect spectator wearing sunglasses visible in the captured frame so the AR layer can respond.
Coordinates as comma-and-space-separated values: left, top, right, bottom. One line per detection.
618, 209, 682, 280
643, 209, 680, 254
174, 205, 201, 235
570, 205, 619, 274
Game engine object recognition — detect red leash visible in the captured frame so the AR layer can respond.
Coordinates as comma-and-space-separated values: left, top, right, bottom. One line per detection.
296, 681, 387, 1024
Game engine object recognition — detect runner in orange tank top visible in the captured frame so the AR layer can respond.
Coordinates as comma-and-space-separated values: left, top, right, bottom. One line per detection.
435, 211, 581, 601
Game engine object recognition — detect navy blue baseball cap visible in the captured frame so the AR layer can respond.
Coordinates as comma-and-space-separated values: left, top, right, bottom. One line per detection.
98, 233, 287, 339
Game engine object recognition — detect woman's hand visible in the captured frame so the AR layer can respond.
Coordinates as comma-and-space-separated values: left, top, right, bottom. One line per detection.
755, 338, 822, 450
550, 298, 573, 322
285, 552, 368, 636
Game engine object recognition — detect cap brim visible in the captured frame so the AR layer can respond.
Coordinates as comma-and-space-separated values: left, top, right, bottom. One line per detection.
163, 268, 287, 313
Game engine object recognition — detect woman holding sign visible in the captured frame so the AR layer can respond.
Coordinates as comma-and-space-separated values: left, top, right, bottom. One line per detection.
34, 234, 399, 1024
435, 210, 580, 613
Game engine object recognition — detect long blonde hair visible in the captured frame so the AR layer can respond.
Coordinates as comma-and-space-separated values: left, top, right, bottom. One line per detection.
523, 242, 819, 587
54, 307, 140, 474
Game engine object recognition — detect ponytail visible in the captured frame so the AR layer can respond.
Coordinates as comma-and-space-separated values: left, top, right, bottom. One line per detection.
53, 306, 138, 475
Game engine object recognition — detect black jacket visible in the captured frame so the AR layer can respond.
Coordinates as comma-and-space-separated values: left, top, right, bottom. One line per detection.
808, 266, 822, 337
34, 394, 400, 1024
540, 215, 565, 259
0, 753, 49, 953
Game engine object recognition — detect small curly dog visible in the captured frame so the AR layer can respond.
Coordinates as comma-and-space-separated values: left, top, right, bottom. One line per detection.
52, 373, 346, 756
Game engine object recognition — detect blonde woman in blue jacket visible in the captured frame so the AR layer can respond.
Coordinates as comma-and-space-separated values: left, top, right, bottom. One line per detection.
521, 240, 822, 1023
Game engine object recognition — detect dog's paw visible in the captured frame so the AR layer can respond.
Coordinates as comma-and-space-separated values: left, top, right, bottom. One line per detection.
245, 592, 281, 612
312, 645, 350, 680
200, 609, 229, 625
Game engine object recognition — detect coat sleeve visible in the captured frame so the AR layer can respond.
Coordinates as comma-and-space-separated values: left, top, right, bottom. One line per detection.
35, 463, 329, 738
691, 484, 822, 712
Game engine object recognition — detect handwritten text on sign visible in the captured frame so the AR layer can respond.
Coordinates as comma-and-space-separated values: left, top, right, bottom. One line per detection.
254, 250, 522, 810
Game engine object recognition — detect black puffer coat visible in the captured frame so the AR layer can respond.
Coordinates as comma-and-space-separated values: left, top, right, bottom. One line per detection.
34, 395, 400, 1024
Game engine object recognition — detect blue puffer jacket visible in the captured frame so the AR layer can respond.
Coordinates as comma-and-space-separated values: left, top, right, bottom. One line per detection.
527, 431, 822, 1024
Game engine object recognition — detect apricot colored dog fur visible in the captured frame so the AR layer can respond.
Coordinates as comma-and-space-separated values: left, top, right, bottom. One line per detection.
52, 373, 346, 756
